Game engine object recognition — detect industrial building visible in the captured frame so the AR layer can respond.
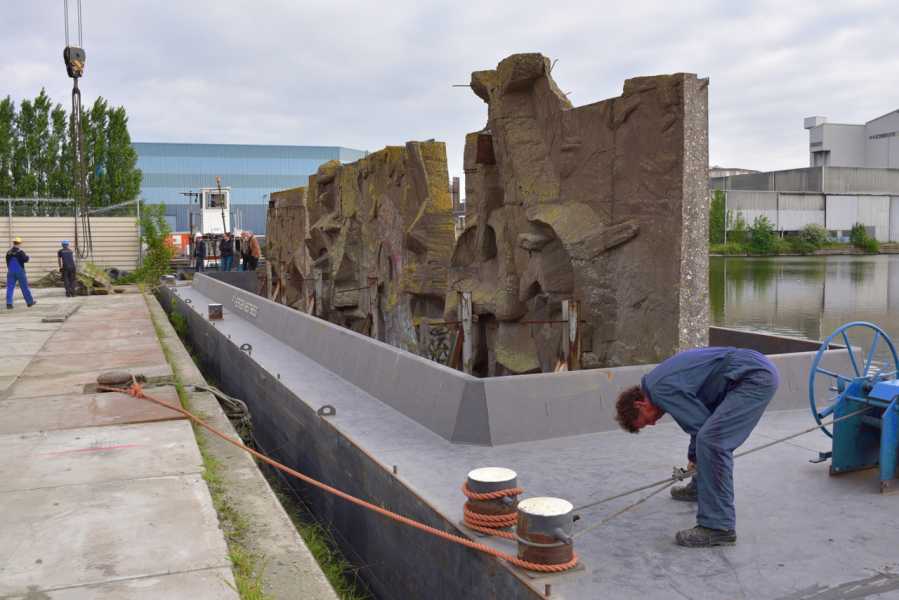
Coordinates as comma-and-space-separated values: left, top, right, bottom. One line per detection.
134, 142, 366, 234
711, 110, 899, 241
805, 109, 899, 169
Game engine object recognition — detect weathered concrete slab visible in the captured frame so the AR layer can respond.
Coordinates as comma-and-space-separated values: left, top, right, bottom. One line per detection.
0, 388, 182, 435
0, 356, 32, 378
48, 324, 156, 343
22, 347, 168, 377
6, 363, 173, 399
0, 420, 199, 492
41, 302, 81, 323
147, 295, 340, 600
13, 568, 238, 599
40, 335, 162, 355
0, 474, 233, 596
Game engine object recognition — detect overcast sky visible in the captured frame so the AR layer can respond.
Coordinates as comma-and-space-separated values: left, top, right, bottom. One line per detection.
3, 1, 898, 181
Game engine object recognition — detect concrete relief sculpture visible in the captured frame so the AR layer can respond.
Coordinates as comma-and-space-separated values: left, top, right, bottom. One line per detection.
268, 142, 455, 357
267, 53, 709, 375
266, 187, 311, 310
445, 53, 709, 375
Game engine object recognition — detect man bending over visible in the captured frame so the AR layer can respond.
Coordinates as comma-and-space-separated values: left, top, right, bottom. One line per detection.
615, 347, 779, 547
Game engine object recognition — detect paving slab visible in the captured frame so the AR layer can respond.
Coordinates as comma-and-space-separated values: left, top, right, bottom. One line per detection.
41, 335, 163, 355
0, 420, 200, 492
0, 474, 232, 596
22, 347, 168, 377
0, 356, 32, 378
0, 388, 182, 435
4, 568, 238, 599
6, 363, 173, 399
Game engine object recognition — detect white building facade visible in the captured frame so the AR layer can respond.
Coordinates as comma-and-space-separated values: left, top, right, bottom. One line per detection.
805, 110, 899, 169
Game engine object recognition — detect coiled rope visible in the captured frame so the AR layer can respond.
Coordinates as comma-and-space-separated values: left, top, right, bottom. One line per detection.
102, 381, 578, 573
461, 482, 522, 539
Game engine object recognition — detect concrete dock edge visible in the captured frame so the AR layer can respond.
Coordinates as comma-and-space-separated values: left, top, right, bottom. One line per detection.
146, 292, 339, 600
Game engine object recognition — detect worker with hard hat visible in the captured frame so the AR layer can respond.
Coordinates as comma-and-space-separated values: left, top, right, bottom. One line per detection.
193, 233, 206, 273
6, 237, 36, 309
58, 240, 77, 297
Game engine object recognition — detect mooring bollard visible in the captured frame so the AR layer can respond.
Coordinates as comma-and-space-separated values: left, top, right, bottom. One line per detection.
463, 467, 520, 534
516, 497, 575, 566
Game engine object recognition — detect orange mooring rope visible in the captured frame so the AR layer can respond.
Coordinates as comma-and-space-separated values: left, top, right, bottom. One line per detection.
102, 382, 579, 573
461, 482, 520, 539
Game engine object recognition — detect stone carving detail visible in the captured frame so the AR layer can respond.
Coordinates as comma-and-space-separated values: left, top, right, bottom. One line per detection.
445, 53, 709, 375
266, 187, 311, 310
267, 142, 455, 356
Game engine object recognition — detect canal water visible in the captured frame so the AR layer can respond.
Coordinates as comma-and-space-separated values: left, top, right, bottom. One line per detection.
710, 254, 899, 370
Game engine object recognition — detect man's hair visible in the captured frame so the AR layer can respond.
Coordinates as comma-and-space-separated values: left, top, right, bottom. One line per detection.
615, 385, 644, 434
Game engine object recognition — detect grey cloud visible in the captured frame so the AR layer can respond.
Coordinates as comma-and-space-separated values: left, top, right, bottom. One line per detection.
3, 0, 898, 182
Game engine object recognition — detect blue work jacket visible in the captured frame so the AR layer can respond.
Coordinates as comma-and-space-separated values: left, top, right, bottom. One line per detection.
641, 347, 777, 451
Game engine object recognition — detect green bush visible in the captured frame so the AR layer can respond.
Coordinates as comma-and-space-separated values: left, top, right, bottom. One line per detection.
116, 203, 175, 286
786, 237, 817, 255
849, 222, 880, 253
799, 224, 829, 249
709, 190, 726, 244
748, 215, 778, 255
710, 242, 747, 255
727, 211, 748, 244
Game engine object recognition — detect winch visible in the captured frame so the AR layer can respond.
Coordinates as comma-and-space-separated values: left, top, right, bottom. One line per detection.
809, 321, 899, 493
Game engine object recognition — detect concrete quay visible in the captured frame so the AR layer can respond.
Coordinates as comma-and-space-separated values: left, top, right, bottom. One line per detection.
0, 288, 335, 599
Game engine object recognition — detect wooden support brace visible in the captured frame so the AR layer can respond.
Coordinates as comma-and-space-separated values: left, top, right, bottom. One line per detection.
562, 299, 582, 371
459, 291, 473, 375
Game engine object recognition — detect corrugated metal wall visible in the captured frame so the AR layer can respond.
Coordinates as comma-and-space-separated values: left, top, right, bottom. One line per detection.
778, 194, 825, 230
725, 191, 897, 239
2, 216, 139, 278
725, 190, 778, 227
826, 195, 891, 240
825, 195, 859, 231
891, 197, 899, 242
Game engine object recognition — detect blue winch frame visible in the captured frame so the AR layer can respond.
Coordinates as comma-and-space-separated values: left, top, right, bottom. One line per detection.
809, 321, 899, 493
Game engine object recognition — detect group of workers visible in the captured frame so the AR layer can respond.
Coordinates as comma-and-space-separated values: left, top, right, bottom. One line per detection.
193, 230, 260, 273
6, 238, 78, 309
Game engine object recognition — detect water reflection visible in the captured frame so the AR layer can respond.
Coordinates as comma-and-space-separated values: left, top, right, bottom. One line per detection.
709, 255, 899, 344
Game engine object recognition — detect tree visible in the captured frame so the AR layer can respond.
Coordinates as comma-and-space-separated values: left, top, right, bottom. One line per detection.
104, 106, 141, 206
709, 190, 725, 244
0, 91, 141, 206
48, 104, 71, 198
0, 96, 15, 197
748, 215, 777, 255
84, 96, 109, 206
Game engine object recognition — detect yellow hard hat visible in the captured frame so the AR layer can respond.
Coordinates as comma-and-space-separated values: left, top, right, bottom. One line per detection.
13, 237, 22, 244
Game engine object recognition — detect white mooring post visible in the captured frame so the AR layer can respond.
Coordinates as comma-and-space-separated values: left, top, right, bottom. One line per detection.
459, 291, 473, 375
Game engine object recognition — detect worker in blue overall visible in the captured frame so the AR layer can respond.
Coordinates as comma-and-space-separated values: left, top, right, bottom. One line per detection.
6, 236, 36, 309
615, 347, 779, 547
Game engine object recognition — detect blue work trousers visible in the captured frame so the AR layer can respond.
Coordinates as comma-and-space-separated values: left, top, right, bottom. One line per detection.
6, 264, 34, 306
694, 368, 777, 531
221, 255, 233, 272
